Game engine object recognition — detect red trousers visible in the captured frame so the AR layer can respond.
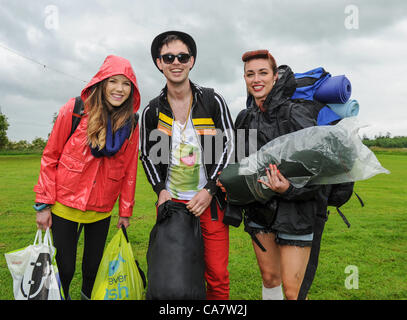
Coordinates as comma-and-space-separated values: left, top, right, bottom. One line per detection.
173, 198, 230, 300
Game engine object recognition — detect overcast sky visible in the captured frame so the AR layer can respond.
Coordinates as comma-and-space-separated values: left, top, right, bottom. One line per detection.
1, 0, 406, 142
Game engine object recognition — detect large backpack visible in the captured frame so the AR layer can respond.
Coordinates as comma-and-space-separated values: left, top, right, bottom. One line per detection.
292, 69, 362, 299
291, 67, 330, 101
291, 67, 342, 126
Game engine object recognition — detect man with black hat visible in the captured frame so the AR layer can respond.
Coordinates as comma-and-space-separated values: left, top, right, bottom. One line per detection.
140, 31, 234, 299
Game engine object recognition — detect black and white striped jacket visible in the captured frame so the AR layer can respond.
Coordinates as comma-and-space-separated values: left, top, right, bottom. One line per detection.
140, 81, 235, 198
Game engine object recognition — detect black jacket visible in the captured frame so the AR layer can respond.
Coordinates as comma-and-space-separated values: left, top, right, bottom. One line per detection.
235, 65, 326, 235
140, 81, 235, 198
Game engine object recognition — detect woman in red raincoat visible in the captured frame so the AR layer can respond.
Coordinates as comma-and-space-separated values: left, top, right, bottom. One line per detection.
34, 55, 141, 300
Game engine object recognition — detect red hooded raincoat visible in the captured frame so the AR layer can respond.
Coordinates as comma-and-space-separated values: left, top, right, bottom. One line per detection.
34, 55, 140, 217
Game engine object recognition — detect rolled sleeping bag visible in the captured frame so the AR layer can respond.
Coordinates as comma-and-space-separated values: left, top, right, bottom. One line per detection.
146, 200, 206, 300
327, 99, 359, 119
314, 75, 352, 104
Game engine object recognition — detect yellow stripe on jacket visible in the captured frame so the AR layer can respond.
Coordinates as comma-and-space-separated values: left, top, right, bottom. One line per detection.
157, 114, 217, 136
192, 118, 215, 126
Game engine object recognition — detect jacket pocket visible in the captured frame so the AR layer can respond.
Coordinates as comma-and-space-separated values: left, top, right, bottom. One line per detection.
107, 167, 125, 181
56, 154, 86, 193
104, 165, 125, 201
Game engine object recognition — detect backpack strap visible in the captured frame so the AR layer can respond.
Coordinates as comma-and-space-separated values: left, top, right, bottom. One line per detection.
67, 96, 84, 143
244, 225, 267, 252
201, 87, 219, 221
297, 211, 328, 299
334, 191, 364, 228
133, 113, 139, 126
148, 96, 162, 128
354, 191, 364, 207
149, 96, 161, 111
201, 87, 215, 113
335, 207, 351, 228
277, 102, 293, 135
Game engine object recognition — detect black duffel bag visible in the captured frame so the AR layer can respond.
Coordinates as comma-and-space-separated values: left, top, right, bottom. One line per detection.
146, 200, 206, 300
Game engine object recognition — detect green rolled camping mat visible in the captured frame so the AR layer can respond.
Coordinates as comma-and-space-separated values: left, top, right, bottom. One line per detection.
219, 159, 315, 206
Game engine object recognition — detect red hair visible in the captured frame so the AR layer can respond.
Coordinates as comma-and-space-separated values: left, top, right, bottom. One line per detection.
242, 50, 277, 74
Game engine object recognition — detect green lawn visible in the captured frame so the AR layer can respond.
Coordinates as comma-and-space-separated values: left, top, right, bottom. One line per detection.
0, 152, 406, 300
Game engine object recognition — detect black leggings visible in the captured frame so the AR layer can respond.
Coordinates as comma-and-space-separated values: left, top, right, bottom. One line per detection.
51, 213, 111, 299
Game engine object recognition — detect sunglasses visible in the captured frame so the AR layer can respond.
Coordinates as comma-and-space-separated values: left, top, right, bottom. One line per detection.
160, 53, 191, 64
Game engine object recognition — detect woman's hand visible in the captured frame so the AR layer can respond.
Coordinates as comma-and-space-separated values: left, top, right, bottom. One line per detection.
258, 164, 290, 194
216, 172, 226, 193
117, 216, 130, 229
36, 208, 52, 230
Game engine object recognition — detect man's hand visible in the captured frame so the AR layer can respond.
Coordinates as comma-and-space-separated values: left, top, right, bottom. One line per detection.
186, 189, 213, 217
157, 189, 172, 207
258, 164, 290, 194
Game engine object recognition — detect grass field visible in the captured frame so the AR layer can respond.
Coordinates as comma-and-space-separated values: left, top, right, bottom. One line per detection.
0, 151, 406, 300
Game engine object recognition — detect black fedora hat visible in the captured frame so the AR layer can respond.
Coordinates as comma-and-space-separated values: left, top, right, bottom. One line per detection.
151, 30, 197, 72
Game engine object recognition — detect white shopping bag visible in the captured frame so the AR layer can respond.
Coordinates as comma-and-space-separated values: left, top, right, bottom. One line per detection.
5, 228, 62, 300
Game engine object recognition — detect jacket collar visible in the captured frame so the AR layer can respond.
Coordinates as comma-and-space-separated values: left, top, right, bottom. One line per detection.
159, 80, 202, 110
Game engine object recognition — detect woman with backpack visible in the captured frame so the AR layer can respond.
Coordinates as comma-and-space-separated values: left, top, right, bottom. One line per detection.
221, 50, 327, 300
34, 55, 141, 300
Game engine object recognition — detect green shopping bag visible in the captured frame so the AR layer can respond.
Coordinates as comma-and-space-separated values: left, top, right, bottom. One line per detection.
91, 227, 145, 300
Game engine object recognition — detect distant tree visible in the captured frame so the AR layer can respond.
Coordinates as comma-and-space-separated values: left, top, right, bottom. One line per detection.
52, 111, 58, 125
31, 137, 47, 151
48, 111, 59, 138
7, 140, 30, 151
0, 110, 9, 149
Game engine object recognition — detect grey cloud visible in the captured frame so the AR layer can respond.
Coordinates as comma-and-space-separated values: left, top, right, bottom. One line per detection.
0, 0, 406, 141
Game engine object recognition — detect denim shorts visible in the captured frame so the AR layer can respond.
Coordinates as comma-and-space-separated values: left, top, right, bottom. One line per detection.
246, 220, 313, 247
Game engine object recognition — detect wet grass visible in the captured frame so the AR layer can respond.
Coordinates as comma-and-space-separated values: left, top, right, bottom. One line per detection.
0, 152, 406, 300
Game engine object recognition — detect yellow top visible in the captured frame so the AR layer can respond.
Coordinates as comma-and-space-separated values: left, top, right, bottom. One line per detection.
51, 201, 112, 224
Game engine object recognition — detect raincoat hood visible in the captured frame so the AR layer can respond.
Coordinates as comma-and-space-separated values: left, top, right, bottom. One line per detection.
81, 55, 140, 113
246, 65, 297, 112
262, 65, 297, 110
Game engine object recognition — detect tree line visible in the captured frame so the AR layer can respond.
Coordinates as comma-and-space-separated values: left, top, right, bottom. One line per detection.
0, 111, 48, 152
0, 110, 406, 152
362, 133, 407, 149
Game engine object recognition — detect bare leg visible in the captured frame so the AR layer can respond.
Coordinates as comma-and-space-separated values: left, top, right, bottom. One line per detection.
279, 245, 311, 300
252, 232, 281, 289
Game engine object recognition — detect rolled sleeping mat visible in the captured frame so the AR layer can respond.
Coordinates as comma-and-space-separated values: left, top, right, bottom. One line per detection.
327, 99, 359, 119
219, 118, 390, 206
317, 106, 341, 126
314, 75, 352, 104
